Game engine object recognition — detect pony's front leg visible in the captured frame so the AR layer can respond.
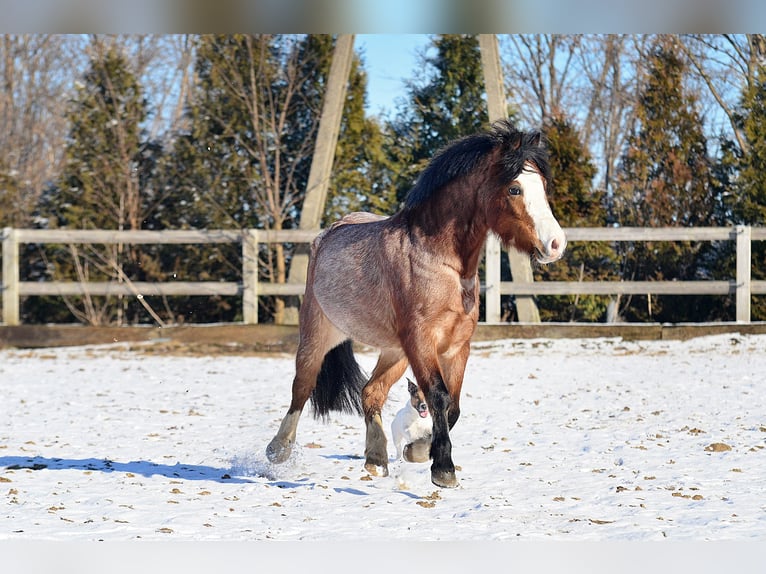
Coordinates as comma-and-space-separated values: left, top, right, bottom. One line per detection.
362, 351, 408, 476
425, 374, 459, 488
420, 341, 471, 486
406, 344, 460, 488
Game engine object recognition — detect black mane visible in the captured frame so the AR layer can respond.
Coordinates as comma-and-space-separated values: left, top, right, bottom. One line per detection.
404, 119, 551, 210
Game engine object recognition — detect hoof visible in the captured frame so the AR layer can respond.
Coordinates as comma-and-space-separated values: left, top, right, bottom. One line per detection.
266, 438, 292, 464
364, 461, 389, 477
431, 468, 459, 488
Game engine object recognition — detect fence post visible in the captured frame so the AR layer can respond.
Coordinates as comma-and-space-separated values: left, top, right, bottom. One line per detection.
242, 229, 259, 325
479, 34, 540, 323
483, 236, 502, 322
735, 225, 751, 323
284, 34, 356, 326
2, 227, 20, 326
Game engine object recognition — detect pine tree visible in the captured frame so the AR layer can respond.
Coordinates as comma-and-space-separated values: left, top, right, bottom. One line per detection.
388, 35, 490, 203
163, 35, 394, 322
534, 112, 616, 321
715, 65, 766, 319
31, 45, 163, 325
325, 56, 398, 223
58, 47, 148, 231
614, 36, 717, 322
287, 35, 397, 224
736, 73, 766, 226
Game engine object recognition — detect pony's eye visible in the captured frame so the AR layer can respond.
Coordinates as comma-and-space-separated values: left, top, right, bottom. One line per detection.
508, 185, 522, 196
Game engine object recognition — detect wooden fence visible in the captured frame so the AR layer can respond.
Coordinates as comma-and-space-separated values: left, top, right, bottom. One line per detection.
2, 226, 765, 326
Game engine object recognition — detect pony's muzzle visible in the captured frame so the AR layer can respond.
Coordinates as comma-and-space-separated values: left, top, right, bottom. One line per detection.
535, 225, 567, 264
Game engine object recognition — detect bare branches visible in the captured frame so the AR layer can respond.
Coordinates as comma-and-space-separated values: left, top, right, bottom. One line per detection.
84, 34, 196, 140
46, 243, 168, 326
0, 35, 77, 227
501, 34, 640, 195
679, 34, 766, 155
502, 34, 582, 123
499, 34, 762, 199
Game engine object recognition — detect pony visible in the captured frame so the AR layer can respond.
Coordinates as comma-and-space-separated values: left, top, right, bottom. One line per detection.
266, 119, 566, 488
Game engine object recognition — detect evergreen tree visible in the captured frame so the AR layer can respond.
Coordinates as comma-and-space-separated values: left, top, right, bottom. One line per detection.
325, 56, 398, 223
57, 47, 148, 230
290, 35, 397, 224
614, 36, 718, 322
163, 34, 395, 322
713, 65, 766, 319
534, 112, 616, 321
735, 72, 766, 226
388, 35, 491, 202
30, 45, 164, 325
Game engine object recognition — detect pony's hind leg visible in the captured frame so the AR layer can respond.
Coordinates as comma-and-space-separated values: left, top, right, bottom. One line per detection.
362, 350, 408, 476
266, 410, 302, 464
266, 298, 345, 464
266, 347, 324, 464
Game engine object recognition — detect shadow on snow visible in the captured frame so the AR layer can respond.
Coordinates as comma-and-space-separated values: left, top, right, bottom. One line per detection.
1, 455, 434, 498
0, 455, 254, 484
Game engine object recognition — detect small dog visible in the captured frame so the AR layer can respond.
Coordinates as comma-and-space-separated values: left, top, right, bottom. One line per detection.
391, 378, 432, 462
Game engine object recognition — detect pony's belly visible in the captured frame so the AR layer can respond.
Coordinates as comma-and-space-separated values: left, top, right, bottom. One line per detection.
310, 221, 403, 349
318, 295, 401, 349
313, 272, 400, 348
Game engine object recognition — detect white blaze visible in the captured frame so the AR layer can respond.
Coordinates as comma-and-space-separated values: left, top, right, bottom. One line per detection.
517, 167, 566, 264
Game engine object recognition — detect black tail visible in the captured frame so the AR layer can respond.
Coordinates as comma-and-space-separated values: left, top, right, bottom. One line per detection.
310, 340, 366, 420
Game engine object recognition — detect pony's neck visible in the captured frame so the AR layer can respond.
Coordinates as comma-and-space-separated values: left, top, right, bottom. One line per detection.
405, 179, 489, 279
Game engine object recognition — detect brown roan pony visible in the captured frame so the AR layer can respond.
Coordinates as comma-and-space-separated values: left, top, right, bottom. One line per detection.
266, 119, 566, 488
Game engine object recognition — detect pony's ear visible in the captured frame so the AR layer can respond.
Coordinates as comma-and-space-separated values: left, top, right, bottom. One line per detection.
528, 131, 542, 148
507, 131, 523, 151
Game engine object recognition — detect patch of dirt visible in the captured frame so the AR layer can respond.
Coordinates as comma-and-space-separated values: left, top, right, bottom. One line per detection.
124, 340, 294, 357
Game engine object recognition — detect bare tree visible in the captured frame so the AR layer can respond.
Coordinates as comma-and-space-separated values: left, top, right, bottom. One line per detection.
578, 35, 650, 198
178, 35, 330, 323
501, 34, 651, 197
0, 34, 194, 231
501, 34, 582, 123
84, 34, 196, 141
679, 34, 766, 155
0, 34, 81, 227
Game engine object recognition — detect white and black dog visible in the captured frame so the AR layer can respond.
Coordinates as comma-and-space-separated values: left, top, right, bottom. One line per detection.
391, 378, 432, 462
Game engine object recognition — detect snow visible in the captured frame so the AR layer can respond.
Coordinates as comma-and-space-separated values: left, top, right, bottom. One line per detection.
2, 333, 766, 542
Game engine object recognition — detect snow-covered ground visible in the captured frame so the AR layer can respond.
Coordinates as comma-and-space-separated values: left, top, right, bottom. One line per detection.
2, 333, 766, 542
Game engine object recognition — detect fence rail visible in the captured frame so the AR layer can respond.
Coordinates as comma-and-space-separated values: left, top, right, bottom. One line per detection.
500, 227, 766, 310
2, 226, 764, 326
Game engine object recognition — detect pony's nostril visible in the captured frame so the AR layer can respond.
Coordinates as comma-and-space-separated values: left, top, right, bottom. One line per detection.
547, 236, 564, 256
543, 234, 566, 261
